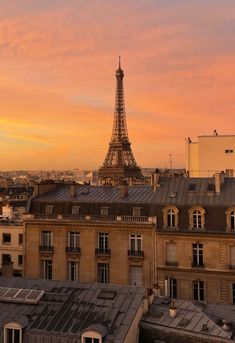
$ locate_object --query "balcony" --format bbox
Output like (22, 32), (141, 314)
(66, 247), (81, 254)
(39, 245), (54, 252)
(128, 250), (144, 257)
(229, 264), (235, 270)
(191, 262), (205, 268)
(23, 213), (156, 225)
(165, 261), (178, 267)
(95, 248), (111, 256)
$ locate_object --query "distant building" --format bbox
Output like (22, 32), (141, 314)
(186, 132), (235, 177)
(0, 276), (144, 343)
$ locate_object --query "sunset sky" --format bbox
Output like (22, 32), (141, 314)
(1, 0), (235, 170)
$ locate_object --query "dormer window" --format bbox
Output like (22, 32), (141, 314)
(132, 207), (141, 217)
(4, 322), (22, 343)
(163, 206), (179, 229)
(101, 207), (109, 216)
(81, 325), (107, 343)
(225, 208), (235, 232)
(45, 205), (53, 215)
(188, 206), (205, 230)
(72, 206), (80, 215)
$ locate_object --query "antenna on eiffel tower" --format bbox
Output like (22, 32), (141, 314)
(98, 59), (142, 185)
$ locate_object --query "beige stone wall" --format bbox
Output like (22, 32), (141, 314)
(0, 225), (23, 273)
(186, 135), (235, 177)
(156, 233), (235, 304)
(24, 220), (155, 287)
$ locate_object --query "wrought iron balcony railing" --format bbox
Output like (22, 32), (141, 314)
(128, 250), (144, 257)
(191, 262), (205, 268)
(39, 245), (54, 252)
(66, 247), (81, 254)
(95, 248), (111, 255)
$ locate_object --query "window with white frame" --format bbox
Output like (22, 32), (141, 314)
(41, 231), (52, 247)
(101, 207), (109, 216)
(41, 259), (52, 279)
(132, 207), (141, 217)
(98, 233), (109, 253)
(193, 280), (204, 301)
(165, 242), (177, 266)
(192, 243), (204, 267)
(225, 208), (235, 232)
(163, 206), (179, 229)
(68, 232), (80, 249)
(45, 205), (53, 214)
(97, 263), (109, 283)
(188, 207), (205, 230)
(2, 233), (11, 245)
(4, 323), (22, 343)
(68, 261), (79, 282)
(129, 234), (142, 252)
(72, 206), (80, 215)
(229, 246), (235, 268)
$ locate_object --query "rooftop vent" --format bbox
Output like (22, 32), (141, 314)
(169, 192), (177, 198)
(178, 318), (191, 327)
(97, 290), (117, 300)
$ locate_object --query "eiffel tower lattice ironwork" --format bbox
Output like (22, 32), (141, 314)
(98, 59), (142, 182)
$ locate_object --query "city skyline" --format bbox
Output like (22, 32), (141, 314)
(1, 0), (235, 170)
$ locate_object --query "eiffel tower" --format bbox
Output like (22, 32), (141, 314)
(98, 59), (142, 183)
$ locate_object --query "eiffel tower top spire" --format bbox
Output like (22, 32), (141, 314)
(98, 59), (142, 183)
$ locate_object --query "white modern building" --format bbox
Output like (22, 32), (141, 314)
(186, 132), (235, 177)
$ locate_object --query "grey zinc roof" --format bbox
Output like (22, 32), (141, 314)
(0, 277), (144, 343)
(35, 184), (155, 204)
(154, 177), (235, 206)
(141, 298), (234, 341)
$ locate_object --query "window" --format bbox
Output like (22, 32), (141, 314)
(41, 260), (52, 279)
(163, 206), (179, 229)
(170, 278), (177, 299)
(232, 284), (235, 304)
(193, 280), (204, 301)
(192, 243), (204, 267)
(129, 266), (143, 287)
(2, 254), (11, 263)
(18, 234), (23, 245)
(225, 208), (235, 232)
(225, 149), (234, 154)
(188, 206), (205, 230)
(68, 232), (80, 249)
(193, 211), (202, 228)
(68, 261), (79, 282)
(97, 263), (109, 283)
(4, 324), (22, 343)
(98, 233), (109, 253)
(229, 246), (235, 269)
(45, 205), (53, 214)
(84, 339), (100, 343)
(2, 233), (11, 245)
(72, 206), (80, 215)
(132, 207), (141, 217)
(41, 231), (52, 247)
(165, 242), (177, 266)
(129, 234), (142, 252)
(101, 207), (109, 216)
(18, 255), (23, 267)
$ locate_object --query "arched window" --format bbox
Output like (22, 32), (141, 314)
(188, 206), (205, 230)
(163, 206), (179, 229)
(225, 208), (235, 232)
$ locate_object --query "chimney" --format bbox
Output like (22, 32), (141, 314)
(214, 172), (225, 193)
(151, 169), (160, 188)
(34, 184), (39, 197)
(120, 181), (128, 197)
(169, 301), (177, 318)
(70, 183), (77, 197)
